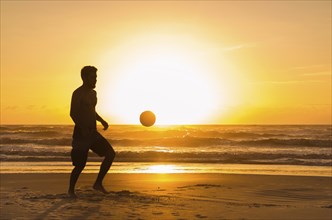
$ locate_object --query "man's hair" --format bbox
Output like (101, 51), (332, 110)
(81, 66), (97, 81)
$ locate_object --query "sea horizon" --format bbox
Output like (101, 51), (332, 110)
(1, 123), (331, 126)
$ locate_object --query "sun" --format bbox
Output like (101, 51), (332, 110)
(97, 33), (231, 124)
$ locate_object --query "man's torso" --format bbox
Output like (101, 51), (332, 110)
(71, 86), (97, 140)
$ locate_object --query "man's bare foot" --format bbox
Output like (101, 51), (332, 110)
(68, 191), (78, 199)
(93, 183), (109, 194)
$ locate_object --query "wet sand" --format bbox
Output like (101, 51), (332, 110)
(1, 173), (331, 219)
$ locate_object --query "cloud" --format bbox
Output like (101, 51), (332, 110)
(3, 105), (50, 111)
(26, 105), (36, 110)
(291, 64), (326, 70)
(288, 65), (331, 77)
(302, 71), (331, 76)
(4, 106), (19, 110)
(222, 43), (256, 52)
(250, 79), (325, 85)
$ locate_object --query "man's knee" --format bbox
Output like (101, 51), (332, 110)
(74, 164), (85, 172)
(71, 147), (88, 169)
(105, 148), (115, 160)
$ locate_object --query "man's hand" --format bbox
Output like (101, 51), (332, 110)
(101, 120), (109, 130)
(96, 113), (109, 131)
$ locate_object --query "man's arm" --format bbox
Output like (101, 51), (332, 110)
(70, 92), (81, 125)
(96, 113), (109, 130)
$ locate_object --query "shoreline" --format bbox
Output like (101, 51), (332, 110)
(1, 161), (331, 177)
(1, 173), (331, 219)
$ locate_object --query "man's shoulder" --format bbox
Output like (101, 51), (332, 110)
(72, 86), (96, 96)
(72, 86), (84, 97)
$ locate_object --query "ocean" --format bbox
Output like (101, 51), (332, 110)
(0, 125), (331, 176)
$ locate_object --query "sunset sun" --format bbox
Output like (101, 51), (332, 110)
(97, 33), (231, 125)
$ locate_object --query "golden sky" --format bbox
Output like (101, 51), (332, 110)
(1, 1), (331, 125)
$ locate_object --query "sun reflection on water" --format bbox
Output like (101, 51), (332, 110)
(146, 164), (181, 173)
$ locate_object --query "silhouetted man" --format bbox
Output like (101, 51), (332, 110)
(68, 66), (115, 198)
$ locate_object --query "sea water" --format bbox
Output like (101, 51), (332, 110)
(0, 125), (331, 176)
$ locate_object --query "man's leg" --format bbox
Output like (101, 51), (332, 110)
(68, 165), (84, 198)
(93, 148), (116, 193)
(68, 147), (88, 198)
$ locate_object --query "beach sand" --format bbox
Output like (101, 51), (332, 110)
(1, 173), (331, 220)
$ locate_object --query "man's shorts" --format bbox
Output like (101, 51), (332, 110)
(71, 132), (114, 167)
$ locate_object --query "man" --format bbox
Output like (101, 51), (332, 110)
(68, 66), (115, 198)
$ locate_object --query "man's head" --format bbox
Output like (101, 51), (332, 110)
(81, 66), (97, 89)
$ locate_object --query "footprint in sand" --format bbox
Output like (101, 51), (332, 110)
(115, 190), (132, 196)
(172, 212), (180, 216)
(126, 211), (139, 219)
(87, 197), (103, 202)
(195, 214), (207, 218)
(178, 184), (222, 190)
(152, 211), (163, 215)
(138, 204), (150, 209)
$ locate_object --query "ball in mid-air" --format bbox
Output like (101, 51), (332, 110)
(140, 111), (156, 127)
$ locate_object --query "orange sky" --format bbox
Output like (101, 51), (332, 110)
(1, 1), (331, 125)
